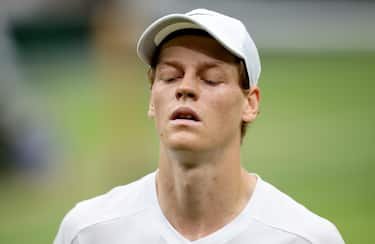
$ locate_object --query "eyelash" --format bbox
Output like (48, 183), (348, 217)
(204, 79), (216, 84)
(164, 77), (178, 83)
(160, 76), (221, 85)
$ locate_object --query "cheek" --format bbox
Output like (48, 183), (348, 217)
(209, 90), (244, 125)
(151, 86), (173, 124)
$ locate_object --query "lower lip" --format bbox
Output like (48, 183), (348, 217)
(170, 119), (201, 126)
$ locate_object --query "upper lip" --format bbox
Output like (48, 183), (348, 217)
(170, 107), (201, 121)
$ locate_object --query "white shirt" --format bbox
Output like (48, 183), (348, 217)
(54, 171), (345, 244)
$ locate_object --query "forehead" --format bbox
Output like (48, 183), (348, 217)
(156, 34), (238, 66)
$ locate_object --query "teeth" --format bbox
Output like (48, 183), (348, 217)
(178, 114), (194, 120)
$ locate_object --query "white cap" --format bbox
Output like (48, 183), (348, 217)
(137, 9), (261, 87)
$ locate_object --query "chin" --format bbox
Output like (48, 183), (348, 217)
(168, 139), (201, 151)
(165, 133), (205, 151)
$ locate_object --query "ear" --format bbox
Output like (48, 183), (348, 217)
(148, 97), (155, 118)
(242, 86), (260, 123)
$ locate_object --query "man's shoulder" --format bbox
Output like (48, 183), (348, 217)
(68, 172), (154, 221)
(54, 171), (156, 244)
(251, 177), (345, 244)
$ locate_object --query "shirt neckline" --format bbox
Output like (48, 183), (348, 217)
(149, 170), (261, 244)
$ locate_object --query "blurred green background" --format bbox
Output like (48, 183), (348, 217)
(0, 1), (374, 244)
(1, 51), (373, 244)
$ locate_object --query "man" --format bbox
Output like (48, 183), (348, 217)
(54, 9), (345, 244)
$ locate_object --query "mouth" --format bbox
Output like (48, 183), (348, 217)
(170, 107), (201, 122)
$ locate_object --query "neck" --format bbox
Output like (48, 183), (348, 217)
(156, 144), (256, 241)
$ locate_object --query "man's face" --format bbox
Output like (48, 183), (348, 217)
(148, 34), (258, 152)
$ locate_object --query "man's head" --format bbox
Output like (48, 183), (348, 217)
(137, 9), (261, 144)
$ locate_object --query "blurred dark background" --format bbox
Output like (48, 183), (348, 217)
(0, 0), (374, 243)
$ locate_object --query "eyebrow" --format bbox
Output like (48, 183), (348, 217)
(157, 59), (229, 72)
(156, 60), (184, 71)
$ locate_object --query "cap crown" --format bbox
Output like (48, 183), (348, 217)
(137, 9), (261, 87)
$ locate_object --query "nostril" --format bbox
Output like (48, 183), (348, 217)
(188, 93), (195, 98)
(176, 91), (196, 100)
(176, 86), (198, 100)
(176, 91), (183, 99)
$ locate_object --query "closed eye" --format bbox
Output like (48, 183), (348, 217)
(203, 79), (221, 86)
(163, 77), (180, 83)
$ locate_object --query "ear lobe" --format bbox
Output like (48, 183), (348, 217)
(148, 101), (155, 118)
(242, 86), (260, 123)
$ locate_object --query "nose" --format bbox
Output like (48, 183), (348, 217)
(175, 75), (199, 101)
